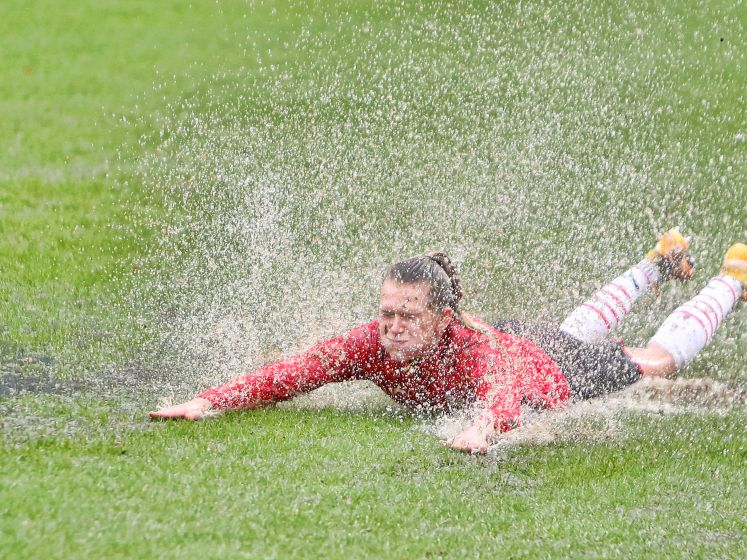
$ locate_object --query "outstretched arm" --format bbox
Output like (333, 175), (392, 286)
(148, 322), (379, 420)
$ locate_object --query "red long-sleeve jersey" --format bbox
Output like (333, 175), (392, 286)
(198, 319), (570, 432)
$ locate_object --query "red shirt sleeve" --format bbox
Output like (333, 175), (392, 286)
(469, 333), (571, 432)
(197, 322), (379, 410)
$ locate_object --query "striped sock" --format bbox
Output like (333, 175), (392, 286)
(650, 274), (742, 369)
(560, 259), (660, 343)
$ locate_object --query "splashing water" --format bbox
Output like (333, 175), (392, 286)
(115, 0), (745, 427)
(420, 376), (747, 457)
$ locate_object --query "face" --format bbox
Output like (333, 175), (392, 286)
(378, 280), (452, 363)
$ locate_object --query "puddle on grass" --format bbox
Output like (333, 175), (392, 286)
(0, 372), (80, 398)
(0, 354), (84, 397)
(0, 358), (171, 445)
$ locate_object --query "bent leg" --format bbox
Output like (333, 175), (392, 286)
(626, 274), (742, 377)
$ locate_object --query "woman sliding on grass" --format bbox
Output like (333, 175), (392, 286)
(151, 230), (747, 453)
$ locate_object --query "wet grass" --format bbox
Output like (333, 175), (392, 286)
(2, 0), (747, 557)
(0, 0), (306, 366)
(2, 407), (746, 558)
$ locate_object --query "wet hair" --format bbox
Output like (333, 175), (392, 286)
(385, 252), (461, 312)
(384, 252), (494, 340)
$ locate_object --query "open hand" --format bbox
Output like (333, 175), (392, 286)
(149, 397), (214, 421)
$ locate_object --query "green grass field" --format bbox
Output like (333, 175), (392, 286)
(2, 0), (746, 558)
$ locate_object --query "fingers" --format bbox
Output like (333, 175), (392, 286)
(149, 398), (213, 421)
(148, 407), (182, 420)
(148, 404), (196, 421)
